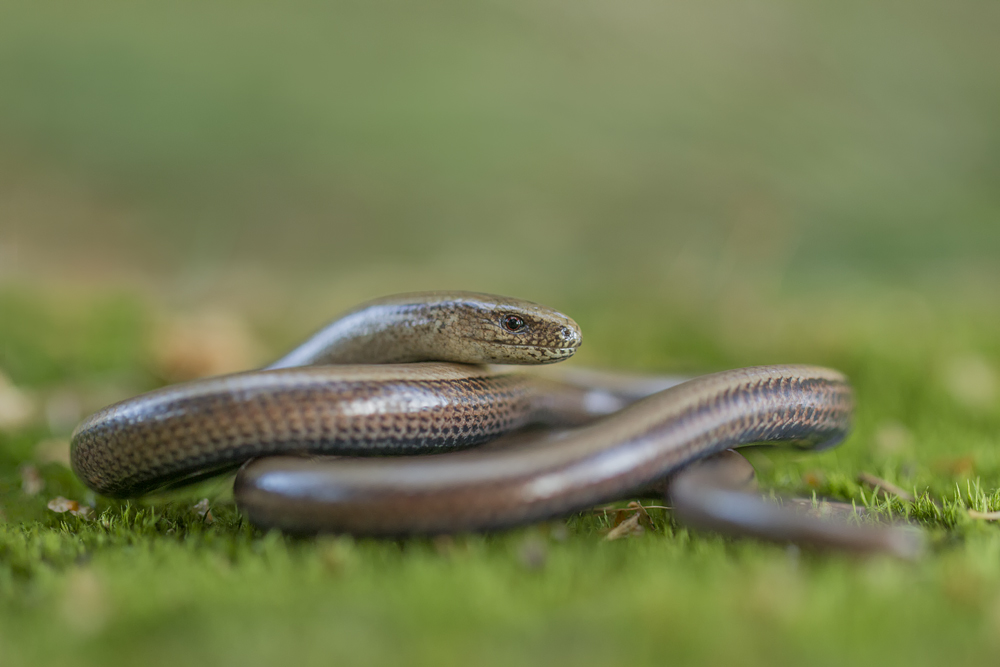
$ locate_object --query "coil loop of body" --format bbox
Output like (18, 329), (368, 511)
(70, 290), (918, 556)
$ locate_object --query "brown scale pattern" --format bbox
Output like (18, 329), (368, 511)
(69, 291), (867, 541)
(71, 292), (583, 500)
(234, 366), (856, 535)
(71, 371), (540, 497)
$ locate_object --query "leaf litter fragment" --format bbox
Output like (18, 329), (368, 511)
(47, 497), (92, 519)
(604, 501), (657, 540)
(192, 498), (215, 524)
(605, 513), (646, 540)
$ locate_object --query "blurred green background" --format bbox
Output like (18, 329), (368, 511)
(2, 2), (1000, 666)
(2, 0), (997, 298)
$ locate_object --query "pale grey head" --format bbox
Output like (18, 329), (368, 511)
(268, 291), (583, 368)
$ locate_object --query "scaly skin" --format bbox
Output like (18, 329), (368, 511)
(71, 290), (920, 556)
(71, 293), (583, 496)
(234, 365), (854, 535)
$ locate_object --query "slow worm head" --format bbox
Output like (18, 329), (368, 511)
(268, 291), (583, 368)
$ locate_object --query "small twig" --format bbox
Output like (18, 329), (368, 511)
(858, 472), (915, 502)
(591, 504), (671, 512)
(968, 510), (1000, 520)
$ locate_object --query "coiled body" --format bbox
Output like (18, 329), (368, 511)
(235, 365), (852, 535)
(71, 292), (584, 497)
(70, 290), (912, 554)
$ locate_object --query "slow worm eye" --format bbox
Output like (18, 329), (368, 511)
(501, 314), (526, 332)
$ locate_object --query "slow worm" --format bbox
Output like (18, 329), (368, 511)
(70, 291), (921, 556)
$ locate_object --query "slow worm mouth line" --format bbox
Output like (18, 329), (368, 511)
(492, 344), (579, 352)
(461, 328), (579, 352)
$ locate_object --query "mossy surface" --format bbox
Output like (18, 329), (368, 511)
(2, 286), (1000, 667)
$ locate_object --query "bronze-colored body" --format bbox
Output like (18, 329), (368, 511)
(235, 365), (852, 534)
(72, 365), (542, 497)
(71, 292), (583, 497)
(70, 291), (920, 555)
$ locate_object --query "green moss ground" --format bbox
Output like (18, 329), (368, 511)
(2, 285), (1000, 667)
(1, 1), (999, 663)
